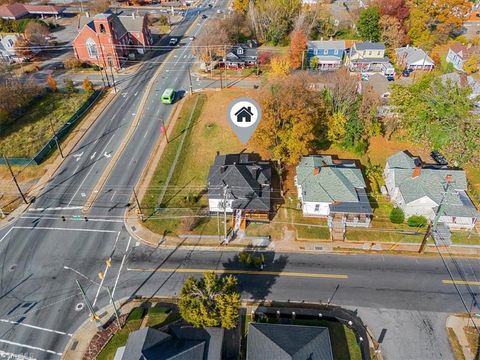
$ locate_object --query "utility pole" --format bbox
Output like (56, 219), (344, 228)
(106, 286), (121, 329)
(75, 280), (102, 329)
(3, 155), (27, 204)
(223, 45), (227, 89)
(188, 68), (193, 94)
(132, 186), (143, 220)
(223, 185), (228, 244)
(419, 175), (452, 253)
(96, 34), (111, 87)
(49, 120), (64, 159)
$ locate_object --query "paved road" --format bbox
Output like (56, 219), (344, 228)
(0, 0), (478, 359)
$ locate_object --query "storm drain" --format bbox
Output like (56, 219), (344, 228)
(75, 303), (84, 312)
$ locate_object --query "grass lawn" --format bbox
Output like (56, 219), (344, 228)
(142, 89), (266, 236)
(346, 228), (423, 243)
(451, 231), (480, 246)
(296, 224), (331, 241)
(447, 327), (466, 360)
(0, 91), (91, 158)
(97, 306), (180, 360)
(464, 326), (479, 360)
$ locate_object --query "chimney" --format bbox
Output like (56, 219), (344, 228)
(132, 12), (136, 19)
(85, 11), (90, 18)
(313, 167), (320, 176)
(412, 165), (422, 178)
(247, 106), (251, 113)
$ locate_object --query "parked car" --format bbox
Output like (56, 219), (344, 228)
(202, 14), (208, 19)
(402, 68), (413, 77)
(387, 75), (395, 81)
(431, 151), (448, 166)
(217, 9), (222, 13)
(169, 37), (178, 46)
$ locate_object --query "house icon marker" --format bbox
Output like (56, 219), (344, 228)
(234, 106), (254, 122)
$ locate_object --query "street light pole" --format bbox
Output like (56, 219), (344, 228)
(223, 185), (229, 244)
(188, 68), (193, 94)
(75, 280), (102, 329)
(49, 120), (64, 158)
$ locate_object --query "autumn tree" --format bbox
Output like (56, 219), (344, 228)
(270, 55), (290, 78)
(463, 55), (479, 74)
(178, 272), (240, 329)
(254, 73), (327, 165)
(14, 36), (32, 59)
(63, 77), (75, 93)
(322, 68), (359, 114)
(327, 112), (348, 142)
(82, 78), (94, 93)
(24, 21), (49, 46)
(47, 74), (57, 92)
(288, 30), (307, 70)
(193, 20), (231, 67)
(89, 0), (110, 14)
(390, 74), (480, 164)
(357, 6), (380, 42)
(380, 15), (403, 49)
(250, 0), (302, 45)
(374, 0), (409, 42)
(358, 85), (381, 137)
(232, 0), (249, 15)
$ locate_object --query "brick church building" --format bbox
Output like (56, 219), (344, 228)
(73, 12), (152, 70)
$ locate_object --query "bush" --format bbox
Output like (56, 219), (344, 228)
(407, 215), (428, 228)
(82, 78), (94, 93)
(63, 56), (83, 70)
(63, 77), (75, 93)
(390, 207), (405, 224)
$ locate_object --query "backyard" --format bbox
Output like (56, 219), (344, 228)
(0, 91), (92, 158)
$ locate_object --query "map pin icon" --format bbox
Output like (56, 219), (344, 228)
(227, 97), (262, 144)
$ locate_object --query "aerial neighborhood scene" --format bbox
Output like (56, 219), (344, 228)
(1, 0), (480, 359)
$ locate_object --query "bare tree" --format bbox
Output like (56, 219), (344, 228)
(24, 22), (50, 46)
(89, 0), (110, 14)
(322, 68), (359, 114)
(193, 19), (231, 67)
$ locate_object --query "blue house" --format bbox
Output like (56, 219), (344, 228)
(307, 39), (346, 70)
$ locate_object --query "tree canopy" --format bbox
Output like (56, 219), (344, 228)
(357, 6), (381, 42)
(178, 272), (240, 329)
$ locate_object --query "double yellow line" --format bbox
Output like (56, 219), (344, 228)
(442, 280), (480, 286)
(127, 267), (349, 279)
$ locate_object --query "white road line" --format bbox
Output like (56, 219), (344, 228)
(0, 227), (13, 244)
(13, 226), (118, 233)
(19, 216), (123, 223)
(0, 319), (72, 337)
(143, 129), (149, 138)
(110, 190), (117, 201)
(0, 350), (36, 360)
(90, 152), (96, 160)
(29, 206), (83, 212)
(112, 236), (131, 299)
(67, 133), (116, 207)
(0, 339), (61, 356)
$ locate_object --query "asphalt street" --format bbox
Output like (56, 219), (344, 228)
(0, 0), (478, 358)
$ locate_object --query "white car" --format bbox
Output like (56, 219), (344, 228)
(169, 38), (178, 46)
(216, 9), (222, 14)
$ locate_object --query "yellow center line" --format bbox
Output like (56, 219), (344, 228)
(127, 267), (348, 279)
(442, 280), (480, 286)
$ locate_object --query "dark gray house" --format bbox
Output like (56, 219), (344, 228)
(225, 42), (258, 68)
(114, 325), (224, 360)
(247, 323), (334, 360)
(207, 153), (271, 229)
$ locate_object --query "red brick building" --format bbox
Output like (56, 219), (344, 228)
(73, 13), (152, 70)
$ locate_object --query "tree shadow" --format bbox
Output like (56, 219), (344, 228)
(222, 251), (288, 300)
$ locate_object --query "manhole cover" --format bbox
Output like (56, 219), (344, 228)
(75, 303), (84, 312)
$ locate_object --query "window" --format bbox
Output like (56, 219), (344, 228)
(6, 39), (13, 47)
(314, 204), (320, 212)
(324, 49), (328, 55)
(100, 24), (106, 33)
(86, 38), (98, 59)
(334, 49), (338, 55)
(368, 51), (372, 56)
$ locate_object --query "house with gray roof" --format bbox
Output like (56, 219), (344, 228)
(224, 42), (258, 68)
(441, 72), (480, 108)
(307, 39), (346, 71)
(395, 46), (434, 71)
(0, 33), (20, 63)
(295, 155), (372, 238)
(207, 153), (271, 230)
(345, 41), (393, 74)
(247, 322), (333, 360)
(384, 151), (478, 230)
(114, 325), (224, 360)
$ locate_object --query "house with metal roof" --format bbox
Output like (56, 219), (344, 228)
(395, 46), (435, 71)
(114, 325), (224, 360)
(307, 39), (346, 71)
(247, 322), (334, 360)
(295, 155), (372, 239)
(0, 3), (65, 20)
(207, 153), (271, 231)
(345, 41), (393, 74)
(384, 151), (478, 230)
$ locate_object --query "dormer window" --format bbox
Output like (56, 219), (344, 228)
(237, 47), (243, 55)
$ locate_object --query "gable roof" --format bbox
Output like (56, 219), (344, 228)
(77, 13), (145, 40)
(247, 323), (333, 360)
(395, 46), (434, 65)
(308, 40), (346, 51)
(207, 154), (271, 212)
(355, 41), (385, 50)
(0, 3), (28, 19)
(386, 151), (478, 218)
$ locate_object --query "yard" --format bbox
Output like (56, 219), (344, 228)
(0, 91), (92, 158)
(97, 305), (179, 360)
(141, 89), (267, 236)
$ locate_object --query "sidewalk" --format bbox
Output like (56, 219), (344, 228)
(446, 314), (480, 360)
